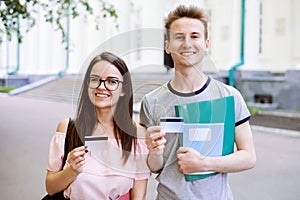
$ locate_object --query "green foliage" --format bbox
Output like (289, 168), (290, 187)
(0, 0), (38, 43)
(246, 102), (261, 116)
(0, 86), (17, 93)
(0, 0), (118, 49)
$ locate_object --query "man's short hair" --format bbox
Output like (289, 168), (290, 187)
(164, 5), (209, 40)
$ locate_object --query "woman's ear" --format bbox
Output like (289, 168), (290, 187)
(120, 90), (125, 97)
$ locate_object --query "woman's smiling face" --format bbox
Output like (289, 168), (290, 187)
(88, 60), (124, 110)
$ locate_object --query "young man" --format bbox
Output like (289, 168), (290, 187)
(139, 5), (256, 200)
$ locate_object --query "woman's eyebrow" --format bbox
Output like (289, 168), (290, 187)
(89, 74), (100, 77)
(89, 75), (120, 79)
(106, 76), (120, 79)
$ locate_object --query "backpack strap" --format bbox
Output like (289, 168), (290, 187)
(61, 117), (73, 170)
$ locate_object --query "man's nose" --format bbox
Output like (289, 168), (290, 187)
(183, 36), (192, 47)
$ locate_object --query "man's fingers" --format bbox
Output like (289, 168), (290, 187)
(177, 147), (189, 154)
(147, 126), (161, 133)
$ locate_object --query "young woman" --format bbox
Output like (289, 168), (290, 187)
(45, 52), (150, 200)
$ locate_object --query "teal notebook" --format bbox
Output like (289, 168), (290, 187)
(174, 96), (235, 181)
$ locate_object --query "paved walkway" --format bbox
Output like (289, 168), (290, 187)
(1, 94), (300, 200)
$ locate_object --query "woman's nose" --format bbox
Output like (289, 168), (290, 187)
(97, 80), (106, 89)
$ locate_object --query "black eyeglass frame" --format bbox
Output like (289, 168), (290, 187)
(87, 76), (123, 91)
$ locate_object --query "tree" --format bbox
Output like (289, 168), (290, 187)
(0, 0), (118, 49)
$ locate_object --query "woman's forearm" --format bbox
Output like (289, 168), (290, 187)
(45, 167), (78, 195)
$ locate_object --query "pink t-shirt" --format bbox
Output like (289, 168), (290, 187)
(47, 132), (150, 200)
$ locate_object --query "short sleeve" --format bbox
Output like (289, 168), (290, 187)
(47, 132), (66, 171)
(139, 96), (155, 128)
(231, 87), (251, 125)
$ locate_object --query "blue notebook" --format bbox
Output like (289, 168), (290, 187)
(174, 96), (235, 181)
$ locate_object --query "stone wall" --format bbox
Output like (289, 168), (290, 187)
(235, 70), (300, 111)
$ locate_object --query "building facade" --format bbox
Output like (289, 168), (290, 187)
(1, 0), (299, 110)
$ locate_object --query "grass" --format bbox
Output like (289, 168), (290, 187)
(0, 86), (17, 93)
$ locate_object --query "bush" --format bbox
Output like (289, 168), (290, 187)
(246, 103), (261, 116)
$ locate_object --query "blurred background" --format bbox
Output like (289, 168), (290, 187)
(1, 0), (300, 110)
(1, 0), (300, 199)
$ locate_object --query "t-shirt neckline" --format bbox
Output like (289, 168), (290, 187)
(167, 76), (211, 97)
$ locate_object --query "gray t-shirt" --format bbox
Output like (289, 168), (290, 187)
(140, 77), (250, 200)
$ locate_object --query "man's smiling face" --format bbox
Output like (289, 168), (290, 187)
(165, 17), (209, 69)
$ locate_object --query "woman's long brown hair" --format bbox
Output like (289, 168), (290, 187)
(68, 52), (137, 163)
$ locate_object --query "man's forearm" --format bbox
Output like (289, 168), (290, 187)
(147, 153), (164, 172)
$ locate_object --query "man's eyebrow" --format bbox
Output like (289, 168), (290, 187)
(172, 32), (184, 36)
(172, 32), (201, 36)
(173, 32), (184, 37)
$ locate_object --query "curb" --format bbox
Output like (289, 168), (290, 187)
(8, 75), (60, 95)
(0, 92), (9, 97)
(251, 125), (300, 138)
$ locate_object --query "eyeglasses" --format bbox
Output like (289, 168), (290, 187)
(88, 76), (123, 91)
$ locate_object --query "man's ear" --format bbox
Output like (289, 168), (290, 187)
(205, 39), (210, 51)
(165, 40), (171, 54)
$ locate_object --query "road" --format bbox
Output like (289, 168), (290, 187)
(0, 94), (299, 200)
